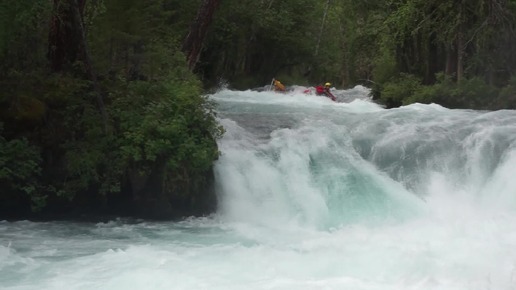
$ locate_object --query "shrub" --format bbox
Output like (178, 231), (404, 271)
(494, 75), (516, 109)
(0, 124), (45, 211)
(380, 73), (421, 108)
(407, 74), (499, 109)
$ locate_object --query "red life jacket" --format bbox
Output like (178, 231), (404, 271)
(315, 86), (325, 95)
(315, 86), (336, 101)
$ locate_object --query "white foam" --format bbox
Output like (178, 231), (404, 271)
(3, 91), (516, 290)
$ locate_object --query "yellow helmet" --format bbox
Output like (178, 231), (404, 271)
(325, 82), (331, 87)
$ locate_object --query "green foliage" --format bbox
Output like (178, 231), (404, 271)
(380, 73), (422, 108)
(0, 0), (224, 216)
(88, 0), (175, 80)
(495, 76), (516, 109)
(499, 76), (516, 99)
(115, 77), (223, 173)
(0, 0), (50, 71)
(202, 0), (323, 87)
(407, 74), (499, 108)
(454, 78), (499, 108)
(187, 0), (516, 96)
(2, 0), (516, 217)
(405, 73), (454, 105)
(372, 49), (398, 84)
(0, 124), (45, 211)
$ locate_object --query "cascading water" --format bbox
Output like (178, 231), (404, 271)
(2, 86), (516, 290)
(213, 87), (424, 229)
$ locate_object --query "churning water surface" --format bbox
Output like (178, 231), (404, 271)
(2, 86), (516, 290)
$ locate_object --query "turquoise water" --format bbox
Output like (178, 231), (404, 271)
(2, 86), (516, 289)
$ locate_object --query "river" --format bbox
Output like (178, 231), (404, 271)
(2, 86), (516, 289)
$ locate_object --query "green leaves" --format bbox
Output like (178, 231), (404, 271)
(0, 123), (44, 210)
(380, 73), (422, 108)
(0, 0), (50, 70)
(0, 133), (41, 181)
(116, 80), (221, 173)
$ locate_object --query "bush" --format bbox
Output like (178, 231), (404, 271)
(116, 79), (223, 176)
(455, 78), (499, 108)
(494, 75), (516, 109)
(406, 73), (455, 105)
(407, 74), (499, 109)
(379, 73), (421, 108)
(0, 124), (45, 211)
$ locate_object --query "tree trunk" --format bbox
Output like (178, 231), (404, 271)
(445, 45), (456, 77)
(182, 0), (221, 71)
(314, 0), (331, 57)
(457, 31), (465, 82)
(48, 0), (108, 133)
(48, 0), (85, 71)
(70, 0), (108, 132)
(339, 23), (350, 87)
(456, 0), (465, 82)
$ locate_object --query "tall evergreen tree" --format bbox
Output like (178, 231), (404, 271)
(182, 0), (221, 71)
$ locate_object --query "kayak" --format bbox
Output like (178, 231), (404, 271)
(303, 87), (336, 102)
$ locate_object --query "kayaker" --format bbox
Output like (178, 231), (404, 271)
(272, 78), (286, 92)
(315, 82), (336, 101)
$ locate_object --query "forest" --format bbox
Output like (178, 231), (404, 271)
(1, 0), (515, 219)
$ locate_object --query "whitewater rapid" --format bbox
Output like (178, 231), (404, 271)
(2, 86), (516, 290)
